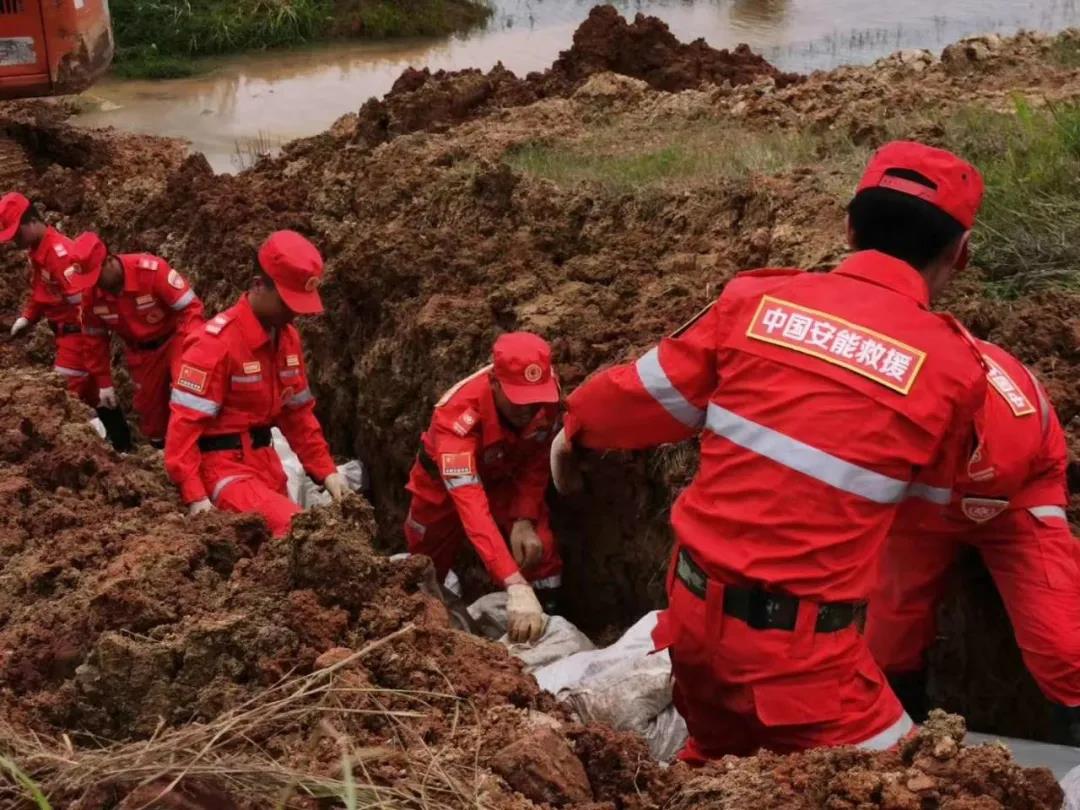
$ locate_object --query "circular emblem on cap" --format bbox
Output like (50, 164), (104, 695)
(304, 276), (321, 292)
(524, 363), (543, 383)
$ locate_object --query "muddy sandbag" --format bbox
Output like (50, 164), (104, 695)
(468, 592), (596, 669)
(273, 428), (367, 506)
(533, 611), (686, 761)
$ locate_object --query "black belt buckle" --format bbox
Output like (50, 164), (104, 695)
(198, 434), (242, 453)
(675, 548), (707, 599)
(747, 587), (798, 632)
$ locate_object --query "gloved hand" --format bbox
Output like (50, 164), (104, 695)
(506, 582), (547, 644)
(550, 427), (583, 495)
(324, 471), (346, 500)
(10, 316), (29, 337)
(98, 387), (118, 409)
(188, 498), (214, 516)
(510, 519), (543, 570)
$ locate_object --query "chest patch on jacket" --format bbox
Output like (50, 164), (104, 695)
(961, 497), (1009, 523)
(746, 296), (927, 395)
(441, 452), (475, 477)
(984, 355), (1035, 417)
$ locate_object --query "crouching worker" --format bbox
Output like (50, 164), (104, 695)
(405, 332), (563, 644)
(164, 231), (345, 535)
(66, 232), (204, 448)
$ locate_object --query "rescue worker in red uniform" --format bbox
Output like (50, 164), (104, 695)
(867, 339), (1080, 745)
(0, 192), (131, 450)
(164, 230), (345, 535)
(405, 332), (563, 643)
(550, 141), (989, 758)
(65, 232), (205, 448)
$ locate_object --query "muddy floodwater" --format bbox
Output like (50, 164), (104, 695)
(74, 0), (1080, 172)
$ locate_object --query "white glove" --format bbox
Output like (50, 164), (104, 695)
(10, 317), (29, 337)
(188, 498), (214, 516)
(323, 471), (346, 500)
(506, 583), (547, 644)
(550, 427), (584, 495)
(510, 520), (543, 571)
(97, 387), (118, 409)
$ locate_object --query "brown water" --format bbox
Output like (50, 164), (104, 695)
(73, 0), (1080, 173)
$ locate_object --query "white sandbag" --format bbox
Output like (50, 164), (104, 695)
(649, 705), (689, 764)
(468, 591), (596, 667)
(272, 428), (367, 506)
(1062, 763), (1080, 810)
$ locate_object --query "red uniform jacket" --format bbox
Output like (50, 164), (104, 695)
(406, 368), (558, 582)
(164, 294), (336, 504)
(81, 253), (205, 388)
(896, 340), (1068, 529)
(22, 227), (81, 326)
(565, 251), (987, 602)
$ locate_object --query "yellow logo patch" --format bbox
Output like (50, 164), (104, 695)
(746, 296), (927, 395)
(243, 361), (261, 375)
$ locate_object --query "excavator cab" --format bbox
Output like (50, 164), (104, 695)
(0, 0), (113, 99)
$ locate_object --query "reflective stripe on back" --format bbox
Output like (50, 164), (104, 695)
(635, 348), (706, 429)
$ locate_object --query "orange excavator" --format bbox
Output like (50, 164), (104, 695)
(0, 0), (113, 99)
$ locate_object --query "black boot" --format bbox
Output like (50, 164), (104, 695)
(1051, 704), (1080, 747)
(888, 669), (929, 724)
(95, 406), (133, 453)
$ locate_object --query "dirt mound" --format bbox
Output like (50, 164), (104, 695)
(352, 4), (799, 147)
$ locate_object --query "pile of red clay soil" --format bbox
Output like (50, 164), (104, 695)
(0, 10), (1078, 752)
(0, 349), (1063, 808)
(350, 4), (800, 147)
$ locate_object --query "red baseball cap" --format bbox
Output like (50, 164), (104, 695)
(257, 230), (324, 315)
(64, 232), (108, 291)
(0, 192), (30, 242)
(856, 141), (984, 230)
(493, 332), (560, 405)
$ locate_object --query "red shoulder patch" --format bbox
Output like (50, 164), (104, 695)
(451, 407), (480, 437)
(177, 364), (209, 395)
(440, 452), (476, 478)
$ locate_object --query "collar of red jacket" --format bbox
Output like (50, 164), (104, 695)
(235, 293), (273, 349)
(29, 227), (60, 270)
(831, 250), (930, 306)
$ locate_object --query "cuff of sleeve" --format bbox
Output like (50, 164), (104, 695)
(562, 412), (582, 444)
(305, 458), (338, 485)
(179, 479), (208, 504)
(490, 555), (521, 585)
(96, 375), (114, 388)
(509, 501), (541, 522)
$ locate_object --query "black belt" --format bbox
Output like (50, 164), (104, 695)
(130, 333), (172, 352)
(198, 426), (273, 453)
(675, 548), (865, 634)
(417, 447), (440, 479)
(48, 322), (81, 335)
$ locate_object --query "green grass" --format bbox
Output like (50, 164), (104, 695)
(109, 0), (493, 77)
(0, 754), (51, 809)
(1049, 36), (1080, 68)
(506, 123), (832, 192)
(941, 98), (1080, 294)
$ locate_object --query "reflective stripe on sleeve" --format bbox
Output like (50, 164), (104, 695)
(170, 388), (221, 416)
(284, 388), (314, 408)
(171, 289), (196, 311)
(855, 712), (913, 751)
(635, 348), (706, 430)
(211, 474), (249, 503)
(705, 403), (922, 505)
(444, 475), (480, 490)
(54, 365), (89, 378)
(1029, 505), (1068, 521)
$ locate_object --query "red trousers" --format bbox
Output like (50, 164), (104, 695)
(654, 550), (911, 759)
(126, 336), (182, 442)
(53, 332), (98, 406)
(867, 509), (1080, 707)
(203, 440), (300, 538)
(404, 488), (563, 587)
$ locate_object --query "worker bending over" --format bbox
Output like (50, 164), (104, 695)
(67, 232), (204, 448)
(405, 332), (563, 644)
(1, 193), (130, 450)
(552, 142), (989, 758)
(869, 338), (1080, 745)
(165, 230), (344, 535)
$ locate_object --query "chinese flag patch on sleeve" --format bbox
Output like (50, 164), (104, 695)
(440, 452), (476, 478)
(177, 364), (209, 395)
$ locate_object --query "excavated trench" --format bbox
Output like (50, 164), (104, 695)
(0, 10), (1078, 803)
